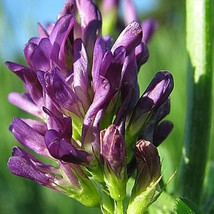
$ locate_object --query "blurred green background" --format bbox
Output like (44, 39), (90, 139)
(0, 0), (213, 213)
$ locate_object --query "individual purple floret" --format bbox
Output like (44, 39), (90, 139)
(8, 147), (57, 187)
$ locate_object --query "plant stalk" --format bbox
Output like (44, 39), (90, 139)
(180, 0), (213, 204)
(114, 200), (124, 214)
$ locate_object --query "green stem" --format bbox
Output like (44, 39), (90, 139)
(114, 200), (124, 214)
(180, 0), (213, 204)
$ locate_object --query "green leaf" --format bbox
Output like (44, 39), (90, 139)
(174, 197), (203, 214)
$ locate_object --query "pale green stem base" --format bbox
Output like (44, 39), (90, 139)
(114, 200), (124, 214)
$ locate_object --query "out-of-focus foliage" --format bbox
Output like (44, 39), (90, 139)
(174, 197), (203, 214)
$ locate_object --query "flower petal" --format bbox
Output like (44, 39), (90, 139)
(8, 147), (55, 187)
(82, 77), (110, 144)
(37, 23), (49, 38)
(142, 19), (158, 43)
(43, 107), (72, 141)
(37, 69), (84, 118)
(111, 21), (142, 54)
(123, 0), (138, 25)
(135, 42), (149, 68)
(76, 0), (102, 53)
(153, 120), (174, 147)
(91, 36), (113, 92)
(23, 42), (37, 67)
(20, 118), (47, 136)
(45, 130), (90, 164)
(8, 92), (43, 118)
(5, 61), (43, 105)
(30, 38), (52, 71)
(92, 37), (109, 92)
(73, 38), (90, 110)
(9, 118), (49, 157)
(49, 14), (75, 69)
(142, 71), (174, 110)
(114, 51), (139, 124)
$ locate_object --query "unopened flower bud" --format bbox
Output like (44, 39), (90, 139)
(140, 99), (173, 146)
(135, 140), (161, 191)
(153, 120), (174, 147)
(111, 21), (142, 54)
(100, 124), (126, 201)
(127, 140), (161, 214)
(126, 71), (174, 146)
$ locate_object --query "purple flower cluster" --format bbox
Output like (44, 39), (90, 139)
(6, 0), (174, 211)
